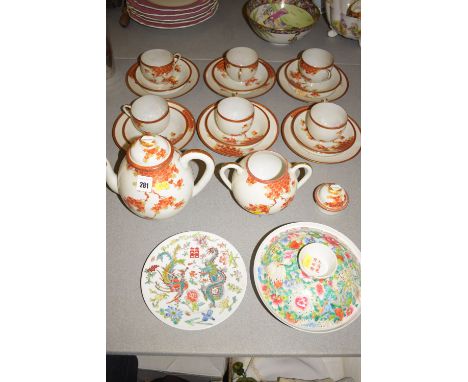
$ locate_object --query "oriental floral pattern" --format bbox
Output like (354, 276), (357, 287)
(255, 226), (360, 332)
(141, 232), (247, 330)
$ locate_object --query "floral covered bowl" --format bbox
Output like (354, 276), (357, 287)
(253, 222), (361, 332)
(244, 0), (320, 45)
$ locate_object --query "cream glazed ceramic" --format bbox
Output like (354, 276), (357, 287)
(314, 183), (349, 214)
(106, 135), (215, 219)
(219, 150), (312, 215)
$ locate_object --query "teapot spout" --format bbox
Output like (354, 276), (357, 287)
(106, 159), (119, 194)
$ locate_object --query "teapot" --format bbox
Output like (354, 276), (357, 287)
(325, 0), (361, 40)
(219, 150), (312, 215)
(106, 135), (214, 219)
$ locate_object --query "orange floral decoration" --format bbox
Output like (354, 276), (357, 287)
(265, 174), (291, 202)
(214, 144), (244, 157)
(143, 147), (167, 163)
(246, 203), (270, 215)
(246, 174), (256, 185)
(125, 196), (146, 213)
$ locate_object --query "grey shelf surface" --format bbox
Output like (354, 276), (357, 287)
(107, 0), (360, 356)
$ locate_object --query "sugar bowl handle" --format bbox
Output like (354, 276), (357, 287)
(290, 163), (312, 189)
(219, 163), (244, 190)
(173, 53), (182, 65)
(122, 104), (132, 118)
(180, 150), (215, 197)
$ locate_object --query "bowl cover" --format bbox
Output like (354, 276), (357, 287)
(254, 222), (360, 332)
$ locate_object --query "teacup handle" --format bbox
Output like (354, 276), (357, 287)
(122, 104), (132, 118)
(180, 149), (215, 197)
(219, 163), (244, 190)
(173, 53), (182, 65)
(290, 163), (313, 189)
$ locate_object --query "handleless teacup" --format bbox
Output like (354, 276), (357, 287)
(215, 97), (255, 136)
(225, 47), (259, 83)
(299, 48), (334, 83)
(139, 49), (181, 84)
(122, 95), (170, 135)
(306, 102), (348, 142)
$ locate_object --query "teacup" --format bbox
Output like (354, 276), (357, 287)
(305, 102), (348, 142)
(215, 97), (255, 136)
(298, 243), (338, 279)
(139, 49), (181, 84)
(225, 47), (259, 83)
(299, 48), (334, 83)
(122, 95), (170, 135)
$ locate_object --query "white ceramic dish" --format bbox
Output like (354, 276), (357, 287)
(135, 58), (191, 92)
(278, 60), (348, 102)
(112, 101), (195, 151)
(285, 60), (341, 93)
(141, 231), (247, 330)
(291, 107), (356, 154)
(197, 102), (279, 157)
(282, 106), (360, 164)
(206, 103), (269, 146)
(204, 57), (276, 98)
(127, 58), (199, 98)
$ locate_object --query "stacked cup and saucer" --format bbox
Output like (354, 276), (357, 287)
(113, 94), (195, 151)
(204, 47), (276, 98)
(126, 48), (199, 98)
(282, 102), (361, 164)
(197, 96), (278, 157)
(278, 48), (349, 103)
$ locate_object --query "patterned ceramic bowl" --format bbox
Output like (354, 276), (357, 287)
(244, 0), (320, 45)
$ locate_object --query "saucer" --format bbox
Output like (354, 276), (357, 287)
(291, 107), (356, 154)
(204, 57), (276, 98)
(253, 222), (360, 333)
(112, 101), (195, 151)
(206, 104), (269, 146)
(212, 58), (270, 91)
(197, 102), (278, 157)
(285, 60), (342, 94)
(141, 231), (247, 330)
(135, 59), (191, 92)
(126, 58), (199, 98)
(278, 60), (349, 102)
(282, 106), (360, 164)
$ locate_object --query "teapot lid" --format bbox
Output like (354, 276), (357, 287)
(127, 135), (173, 169)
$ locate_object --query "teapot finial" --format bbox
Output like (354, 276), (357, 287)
(128, 135), (173, 169)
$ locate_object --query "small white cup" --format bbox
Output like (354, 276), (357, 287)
(298, 243), (338, 279)
(306, 102), (348, 142)
(139, 49), (181, 84)
(299, 48), (334, 83)
(122, 95), (170, 135)
(225, 47), (259, 83)
(215, 97), (255, 136)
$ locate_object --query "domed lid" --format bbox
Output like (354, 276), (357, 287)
(127, 135), (172, 168)
(253, 222), (360, 333)
(314, 183), (349, 212)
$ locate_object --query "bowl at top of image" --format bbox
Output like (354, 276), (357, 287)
(244, 0), (320, 45)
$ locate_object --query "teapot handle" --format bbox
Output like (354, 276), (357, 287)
(290, 163), (312, 189)
(219, 163), (244, 190)
(180, 150), (215, 197)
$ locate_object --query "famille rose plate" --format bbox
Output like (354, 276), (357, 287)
(126, 58), (199, 98)
(197, 101), (279, 157)
(291, 106), (356, 155)
(282, 107), (361, 164)
(253, 222), (361, 333)
(112, 101), (195, 151)
(205, 103), (270, 146)
(278, 60), (349, 103)
(141, 231), (247, 330)
(204, 57), (276, 99)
